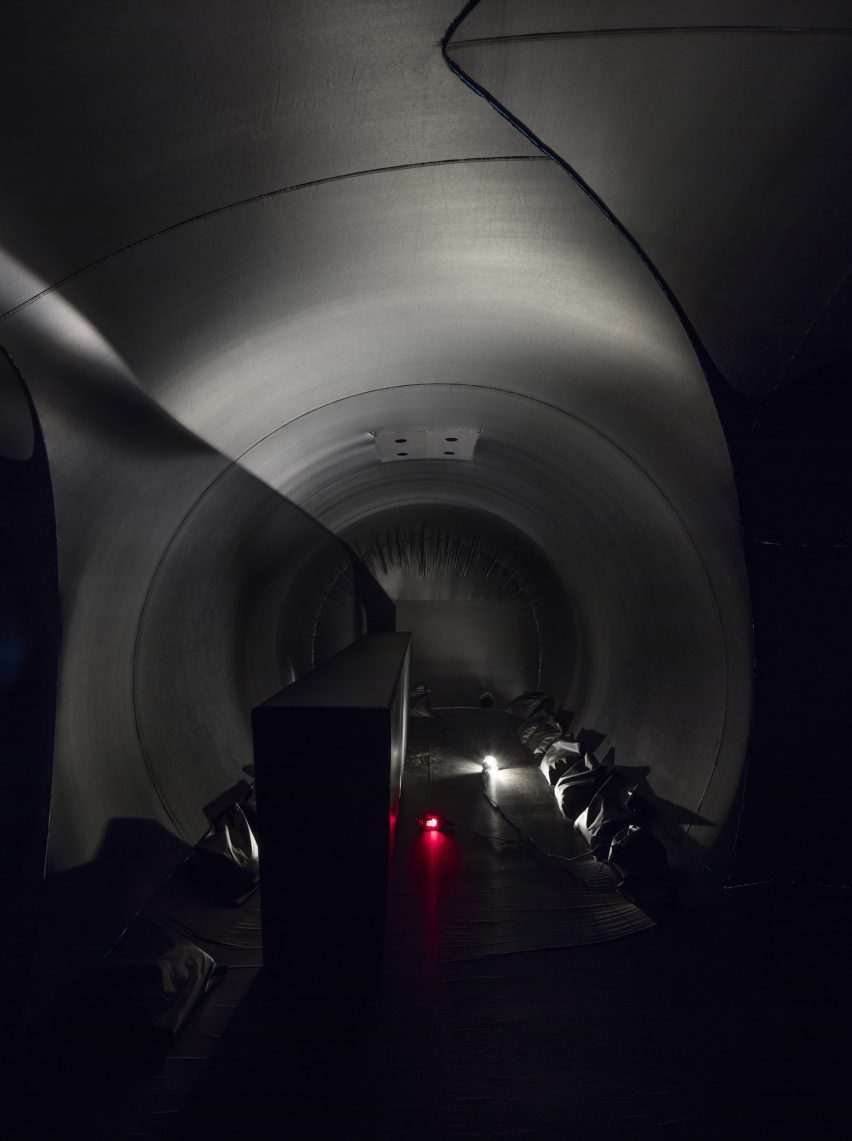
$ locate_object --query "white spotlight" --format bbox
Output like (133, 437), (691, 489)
(482, 755), (498, 772)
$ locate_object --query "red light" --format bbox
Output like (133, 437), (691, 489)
(419, 813), (441, 830)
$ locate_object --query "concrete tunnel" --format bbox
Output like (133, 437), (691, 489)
(1, 2), (851, 1138)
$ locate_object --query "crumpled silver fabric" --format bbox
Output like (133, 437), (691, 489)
(195, 803), (259, 902)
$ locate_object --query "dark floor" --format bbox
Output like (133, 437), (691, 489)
(19, 710), (852, 1139)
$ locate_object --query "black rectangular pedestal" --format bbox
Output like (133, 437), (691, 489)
(251, 633), (410, 988)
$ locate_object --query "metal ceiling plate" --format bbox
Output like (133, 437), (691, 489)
(374, 427), (480, 462)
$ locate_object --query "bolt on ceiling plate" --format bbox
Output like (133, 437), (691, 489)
(373, 427), (481, 462)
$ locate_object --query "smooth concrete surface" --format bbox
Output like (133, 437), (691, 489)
(452, 2), (852, 395)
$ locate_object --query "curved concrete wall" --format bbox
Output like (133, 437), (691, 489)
(3, 308), (380, 883)
(7, 1), (849, 928)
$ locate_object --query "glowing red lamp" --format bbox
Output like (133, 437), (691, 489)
(418, 813), (441, 831)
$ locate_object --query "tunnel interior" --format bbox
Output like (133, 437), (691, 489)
(344, 504), (578, 708)
(2, 2), (852, 1138)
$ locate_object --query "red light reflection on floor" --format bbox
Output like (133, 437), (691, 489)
(411, 825), (458, 963)
(388, 805), (399, 860)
